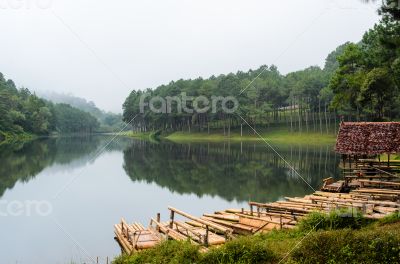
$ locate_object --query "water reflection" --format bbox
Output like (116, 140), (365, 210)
(0, 136), (341, 263)
(0, 137), (340, 202)
(0, 136), (129, 198)
(123, 140), (340, 202)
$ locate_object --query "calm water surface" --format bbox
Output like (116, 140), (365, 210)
(0, 136), (340, 263)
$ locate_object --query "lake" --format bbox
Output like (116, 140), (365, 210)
(0, 136), (340, 263)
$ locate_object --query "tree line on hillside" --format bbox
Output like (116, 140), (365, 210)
(122, 44), (347, 134)
(0, 74), (99, 139)
(122, 50), (341, 134)
(37, 91), (126, 132)
(122, 3), (400, 134)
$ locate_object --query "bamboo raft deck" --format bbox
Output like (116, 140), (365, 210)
(115, 186), (400, 254)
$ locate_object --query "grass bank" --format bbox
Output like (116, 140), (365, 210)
(119, 131), (162, 143)
(166, 130), (335, 145)
(113, 212), (400, 264)
(119, 131), (154, 139)
(123, 128), (336, 145)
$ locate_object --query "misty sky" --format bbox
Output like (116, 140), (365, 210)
(0, 0), (381, 112)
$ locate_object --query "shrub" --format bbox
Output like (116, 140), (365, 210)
(114, 235), (276, 264)
(202, 235), (276, 264)
(298, 210), (371, 232)
(378, 212), (400, 225)
(113, 240), (200, 264)
(291, 224), (400, 264)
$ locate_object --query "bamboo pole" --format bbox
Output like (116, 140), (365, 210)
(168, 207), (233, 235)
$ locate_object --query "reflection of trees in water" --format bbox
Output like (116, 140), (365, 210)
(0, 140), (54, 197)
(0, 136), (129, 197)
(123, 141), (340, 202)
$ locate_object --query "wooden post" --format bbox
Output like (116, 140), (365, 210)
(349, 156), (352, 173)
(342, 154), (346, 178)
(169, 210), (175, 229)
(204, 225), (209, 247)
(355, 155), (358, 170)
(157, 213), (161, 232)
(250, 204), (254, 216)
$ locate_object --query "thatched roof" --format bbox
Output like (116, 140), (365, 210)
(335, 122), (400, 155)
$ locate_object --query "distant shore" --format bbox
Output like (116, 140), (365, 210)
(121, 128), (337, 145)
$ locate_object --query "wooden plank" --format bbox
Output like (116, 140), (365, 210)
(353, 188), (400, 195)
(150, 218), (197, 243)
(203, 213), (239, 222)
(173, 221), (203, 243)
(239, 217), (279, 231)
(249, 201), (310, 214)
(181, 224), (226, 245)
(228, 209), (302, 220)
(309, 195), (400, 207)
(168, 207), (233, 235)
(358, 180), (400, 187)
(201, 216), (254, 235)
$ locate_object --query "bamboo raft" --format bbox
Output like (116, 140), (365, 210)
(114, 185), (400, 254)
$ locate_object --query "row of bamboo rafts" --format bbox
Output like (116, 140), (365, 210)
(114, 205), (301, 254)
(114, 188), (400, 254)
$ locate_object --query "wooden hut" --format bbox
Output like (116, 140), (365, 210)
(324, 122), (400, 192)
(335, 122), (400, 156)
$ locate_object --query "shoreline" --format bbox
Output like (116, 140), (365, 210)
(0, 131), (37, 146)
(121, 129), (337, 145)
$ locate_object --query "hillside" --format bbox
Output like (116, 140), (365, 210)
(0, 73), (99, 142)
(37, 91), (126, 132)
